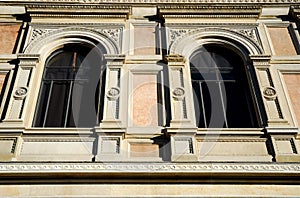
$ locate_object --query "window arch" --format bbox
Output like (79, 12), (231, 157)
(190, 44), (259, 128)
(33, 44), (106, 127)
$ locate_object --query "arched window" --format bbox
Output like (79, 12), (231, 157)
(190, 44), (258, 128)
(33, 44), (105, 127)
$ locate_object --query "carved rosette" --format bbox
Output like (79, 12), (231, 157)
(172, 87), (185, 101)
(107, 87), (120, 101)
(263, 86), (277, 100)
(13, 87), (28, 100)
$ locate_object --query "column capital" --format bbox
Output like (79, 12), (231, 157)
(164, 54), (186, 65)
(17, 54), (40, 67)
(249, 54), (271, 69)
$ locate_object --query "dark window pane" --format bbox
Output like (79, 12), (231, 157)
(190, 45), (258, 128)
(33, 44), (105, 128)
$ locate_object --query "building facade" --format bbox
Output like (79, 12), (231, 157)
(0, 0), (300, 196)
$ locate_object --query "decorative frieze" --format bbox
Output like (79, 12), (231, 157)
(0, 162), (299, 173)
(10, 0), (299, 3)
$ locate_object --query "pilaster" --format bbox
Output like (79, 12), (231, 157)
(2, 54), (39, 127)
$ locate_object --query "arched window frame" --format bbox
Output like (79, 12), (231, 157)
(167, 28), (267, 130)
(33, 43), (106, 128)
(14, 28), (120, 129)
(188, 43), (261, 128)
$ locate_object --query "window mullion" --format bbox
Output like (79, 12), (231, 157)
(198, 81), (207, 128)
(42, 80), (54, 127)
(218, 81), (228, 128)
(64, 80), (74, 127)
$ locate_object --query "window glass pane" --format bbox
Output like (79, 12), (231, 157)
(33, 44), (104, 128)
(190, 45), (258, 128)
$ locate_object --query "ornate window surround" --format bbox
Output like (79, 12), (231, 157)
(3, 27), (120, 131)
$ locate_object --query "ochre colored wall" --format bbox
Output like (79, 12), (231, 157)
(268, 27), (297, 55)
(130, 143), (159, 157)
(0, 25), (20, 54)
(134, 27), (156, 55)
(0, 73), (7, 95)
(283, 73), (300, 125)
(132, 75), (158, 126)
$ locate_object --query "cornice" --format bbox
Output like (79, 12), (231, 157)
(159, 5), (261, 13)
(26, 4), (131, 13)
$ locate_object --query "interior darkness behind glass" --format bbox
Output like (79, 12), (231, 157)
(190, 45), (258, 128)
(33, 45), (104, 127)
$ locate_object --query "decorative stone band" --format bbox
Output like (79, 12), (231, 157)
(8, 0), (300, 3)
(0, 163), (299, 174)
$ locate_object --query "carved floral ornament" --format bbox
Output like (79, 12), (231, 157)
(30, 27), (122, 43)
(172, 87), (185, 100)
(0, 163), (299, 173)
(263, 86), (277, 100)
(107, 87), (120, 100)
(13, 87), (28, 100)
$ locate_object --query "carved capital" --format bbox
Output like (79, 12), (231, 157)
(164, 54), (186, 64)
(17, 54), (40, 67)
(249, 55), (271, 68)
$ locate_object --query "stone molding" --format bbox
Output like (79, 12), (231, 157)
(24, 27), (120, 55)
(169, 27), (263, 56)
(0, 162), (299, 173)
(5, 0), (300, 4)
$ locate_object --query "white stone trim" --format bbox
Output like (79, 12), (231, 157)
(0, 162), (299, 174)
(169, 27), (263, 57)
(5, 0), (300, 3)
